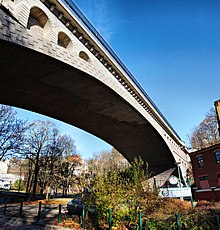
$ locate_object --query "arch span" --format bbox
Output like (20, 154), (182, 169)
(0, 0), (189, 180)
(0, 39), (175, 175)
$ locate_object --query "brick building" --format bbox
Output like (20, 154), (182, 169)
(190, 143), (220, 201)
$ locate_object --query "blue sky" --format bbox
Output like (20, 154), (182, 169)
(15, 0), (220, 158)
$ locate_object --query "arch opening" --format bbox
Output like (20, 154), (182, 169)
(27, 7), (48, 29)
(58, 32), (71, 48)
(79, 51), (90, 62)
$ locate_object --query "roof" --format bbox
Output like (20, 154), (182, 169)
(189, 142), (220, 156)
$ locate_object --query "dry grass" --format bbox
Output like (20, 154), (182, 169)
(195, 200), (220, 212)
(23, 198), (72, 206)
(163, 198), (193, 212)
(141, 198), (193, 220)
(53, 217), (83, 229)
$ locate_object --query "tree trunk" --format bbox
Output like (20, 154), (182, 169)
(26, 161), (33, 193)
(32, 165), (39, 196)
(40, 187), (44, 196)
(26, 173), (32, 193)
(32, 151), (40, 197)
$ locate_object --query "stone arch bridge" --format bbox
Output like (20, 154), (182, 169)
(0, 0), (189, 182)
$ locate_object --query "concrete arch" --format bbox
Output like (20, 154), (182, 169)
(0, 39), (175, 175)
(0, 0), (188, 180)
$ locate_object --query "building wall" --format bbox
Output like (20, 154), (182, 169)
(190, 143), (220, 201)
(0, 160), (9, 174)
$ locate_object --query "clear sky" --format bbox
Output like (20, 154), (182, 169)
(14, 0), (220, 158)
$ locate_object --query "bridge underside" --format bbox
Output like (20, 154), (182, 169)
(0, 39), (175, 174)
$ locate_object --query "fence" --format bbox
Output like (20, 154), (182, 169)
(1, 199), (220, 229)
(1, 199), (61, 225)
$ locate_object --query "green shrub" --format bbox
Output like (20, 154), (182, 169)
(84, 156), (150, 228)
(180, 211), (217, 230)
(143, 211), (218, 230)
(11, 179), (25, 191)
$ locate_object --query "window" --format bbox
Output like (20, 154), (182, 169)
(199, 176), (208, 181)
(197, 155), (204, 168)
(199, 175), (209, 189)
(215, 150), (220, 164)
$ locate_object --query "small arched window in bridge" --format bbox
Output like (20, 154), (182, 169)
(79, 51), (90, 62)
(58, 32), (71, 48)
(27, 7), (48, 29)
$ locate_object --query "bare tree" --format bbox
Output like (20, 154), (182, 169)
(23, 120), (57, 196)
(0, 105), (27, 160)
(82, 148), (130, 191)
(59, 155), (82, 196)
(55, 135), (79, 196)
(15, 117), (81, 197)
(38, 133), (79, 197)
(188, 107), (219, 149)
(89, 148), (129, 173)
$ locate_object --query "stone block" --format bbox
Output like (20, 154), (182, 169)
(27, 37), (34, 46)
(8, 35), (17, 44)
(15, 27), (22, 33)
(8, 23), (16, 34)
(2, 24), (10, 36)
